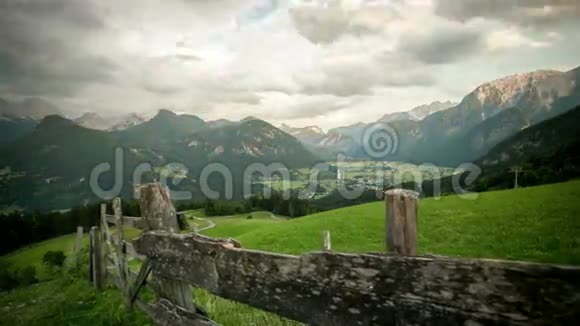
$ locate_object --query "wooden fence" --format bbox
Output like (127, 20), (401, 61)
(88, 183), (580, 325)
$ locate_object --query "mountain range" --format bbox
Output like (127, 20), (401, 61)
(278, 101), (456, 158)
(0, 97), (62, 145)
(0, 109), (317, 210)
(282, 67), (580, 165)
(378, 101), (458, 123)
(74, 112), (151, 131)
(1, 65), (579, 210)
(409, 67), (580, 165)
(422, 104), (580, 196)
(473, 104), (580, 190)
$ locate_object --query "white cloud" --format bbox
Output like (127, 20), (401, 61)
(0, 0), (577, 129)
(486, 27), (552, 52)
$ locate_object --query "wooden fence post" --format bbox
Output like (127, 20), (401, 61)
(100, 203), (107, 265)
(90, 226), (104, 290)
(113, 197), (130, 302)
(75, 226), (83, 253)
(89, 228), (94, 283)
(136, 183), (196, 312)
(385, 189), (418, 256)
(322, 230), (331, 251)
(74, 226), (83, 267)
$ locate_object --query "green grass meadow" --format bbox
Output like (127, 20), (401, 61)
(229, 180), (580, 265)
(1, 180), (579, 325)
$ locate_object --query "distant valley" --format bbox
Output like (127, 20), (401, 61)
(1, 65), (580, 211)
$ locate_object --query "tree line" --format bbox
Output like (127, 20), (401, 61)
(177, 190), (315, 218)
(1, 188), (388, 256)
(0, 200), (141, 255)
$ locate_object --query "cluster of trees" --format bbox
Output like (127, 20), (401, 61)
(199, 191), (315, 218)
(247, 192), (312, 217)
(204, 200), (250, 216)
(0, 200), (141, 256)
(176, 190), (317, 218)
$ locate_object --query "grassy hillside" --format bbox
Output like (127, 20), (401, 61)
(0, 228), (149, 326)
(1, 228), (142, 281)
(2, 180), (579, 326)
(1, 233), (87, 281)
(194, 211), (287, 239)
(202, 180), (580, 265)
(0, 278), (153, 326)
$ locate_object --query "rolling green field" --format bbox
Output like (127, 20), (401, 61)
(1, 233), (88, 281)
(1, 228), (142, 280)
(190, 210), (287, 238)
(1, 180), (579, 325)
(227, 180), (580, 265)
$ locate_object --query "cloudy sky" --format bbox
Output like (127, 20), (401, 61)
(1, 0), (579, 129)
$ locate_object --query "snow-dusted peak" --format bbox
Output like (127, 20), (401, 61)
(303, 126), (324, 135)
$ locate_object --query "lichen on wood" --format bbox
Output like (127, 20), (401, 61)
(134, 231), (580, 325)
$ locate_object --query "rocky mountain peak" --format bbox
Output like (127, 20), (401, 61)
(304, 126), (324, 135)
(379, 100), (457, 123)
(473, 70), (564, 108)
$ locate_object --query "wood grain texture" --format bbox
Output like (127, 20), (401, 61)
(105, 214), (146, 229)
(134, 232), (580, 326)
(385, 189), (418, 256)
(136, 183), (197, 314)
(89, 226), (104, 290)
(113, 197), (130, 299)
(136, 183), (180, 232)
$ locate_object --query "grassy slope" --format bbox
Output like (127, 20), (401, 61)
(1, 233), (90, 282)
(0, 279), (153, 326)
(0, 228), (149, 326)
(230, 180), (580, 265)
(1, 180), (579, 326)
(201, 211), (287, 239)
(186, 181), (580, 325)
(1, 228), (142, 280)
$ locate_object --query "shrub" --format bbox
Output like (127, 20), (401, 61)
(0, 265), (17, 291)
(43, 250), (66, 268)
(246, 215), (253, 219)
(17, 266), (38, 286)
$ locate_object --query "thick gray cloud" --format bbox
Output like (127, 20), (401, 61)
(398, 27), (484, 64)
(0, 0), (576, 129)
(289, 3), (397, 44)
(435, 0), (580, 27)
(0, 0), (116, 96)
(298, 61), (436, 96)
(0, 0), (104, 28)
(290, 5), (350, 44)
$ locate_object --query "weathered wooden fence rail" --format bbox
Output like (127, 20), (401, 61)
(88, 184), (580, 325)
